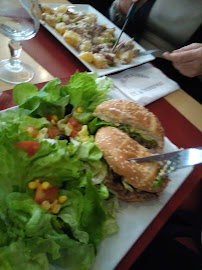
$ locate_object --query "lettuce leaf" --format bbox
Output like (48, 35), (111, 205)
(0, 130), (118, 270)
(68, 72), (112, 124)
(0, 240), (50, 270)
(13, 79), (70, 118)
(12, 72), (112, 123)
(0, 72), (118, 270)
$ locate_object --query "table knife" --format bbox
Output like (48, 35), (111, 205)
(128, 147), (202, 169)
(112, 1), (140, 52)
(138, 49), (159, 56)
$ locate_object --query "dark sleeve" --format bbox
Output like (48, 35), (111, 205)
(123, 0), (156, 41)
(70, 0), (114, 16)
(184, 23), (202, 46)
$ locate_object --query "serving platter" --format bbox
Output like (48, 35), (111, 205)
(0, 89), (193, 270)
(40, 4), (155, 77)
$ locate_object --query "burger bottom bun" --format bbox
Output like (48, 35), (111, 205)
(104, 177), (159, 202)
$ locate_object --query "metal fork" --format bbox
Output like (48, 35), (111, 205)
(112, 1), (140, 52)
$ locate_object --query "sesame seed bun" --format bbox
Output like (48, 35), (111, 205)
(95, 126), (168, 201)
(93, 99), (164, 153)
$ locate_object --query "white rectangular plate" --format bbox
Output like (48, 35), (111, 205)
(40, 4), (155, 77)
(0, 94), (193, 270)
(92, 137), (193, 270)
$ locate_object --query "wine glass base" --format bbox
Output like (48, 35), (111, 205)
(0, 59), (34, 84)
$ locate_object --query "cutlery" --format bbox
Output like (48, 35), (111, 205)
(138, 49), (159, 56)
(128, 147), (202, 169)
(112, 1), (140, 52)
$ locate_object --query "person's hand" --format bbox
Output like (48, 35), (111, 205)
(118, 0), (147, 15)
(163, 43), (202, 78)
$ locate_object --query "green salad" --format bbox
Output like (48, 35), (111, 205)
(0, 72), (119, 270)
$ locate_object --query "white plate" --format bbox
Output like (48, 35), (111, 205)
(91, 89), (193, 269)
(92, 137), (193, 270)
(0, 93), (193, 270)
(40, 4), (155, 77)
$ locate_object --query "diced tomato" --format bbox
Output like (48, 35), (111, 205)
(43, 114), (52, 122)
(67, 122), (77, 138)
(67, 117), (82, 132)
(47, 127), (61, 139)
(34, 184), (58, 204)
(70, 129), (78, 138)
(66, 117), (82, 138)
(14, 141), (40, 157)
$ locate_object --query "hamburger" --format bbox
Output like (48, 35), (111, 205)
(93, 99), (164, 154)
(93, 99), (168, 202)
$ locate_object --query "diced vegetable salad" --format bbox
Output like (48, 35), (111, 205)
(0, 72), (119, 270)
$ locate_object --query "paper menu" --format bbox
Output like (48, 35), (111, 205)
(109, 63), (180, 106)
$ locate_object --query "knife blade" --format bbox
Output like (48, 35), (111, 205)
(138, 49), (159, 56)
(112, 1), (140, 52)
(128, 147), (202, 169)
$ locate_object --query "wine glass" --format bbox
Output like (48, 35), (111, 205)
(0, 0), (40, 84)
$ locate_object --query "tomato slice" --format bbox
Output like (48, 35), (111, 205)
(34, 184), (58, 204)
(14, 141), (40, 157)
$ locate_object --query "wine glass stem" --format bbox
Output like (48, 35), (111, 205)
(8, 40), (22, 66)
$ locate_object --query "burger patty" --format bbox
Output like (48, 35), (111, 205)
(104, 168), (158, 202)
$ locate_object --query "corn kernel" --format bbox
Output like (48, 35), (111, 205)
(28, 181), (38, 190)
(58, 195), (67, 204)
(40, 200), (51, 210)
(50, 201), (61, 214)
(76, 107), (82, 113)
(51, 115), (58, 121)
(51, 119), (57, 126)
(41, 181), (51, 190)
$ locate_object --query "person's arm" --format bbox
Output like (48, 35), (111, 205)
(163, 43), (202, 78)
(109, 0), (147, 28)
(118, 0), (147, 15)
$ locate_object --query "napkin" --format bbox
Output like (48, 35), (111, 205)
(108, 63), (180, 106)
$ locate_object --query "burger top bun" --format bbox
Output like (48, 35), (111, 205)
(93, 99), (164, 153)
(95, 126), (168, 194)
